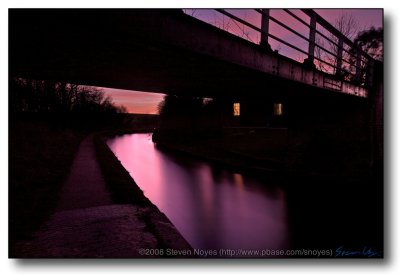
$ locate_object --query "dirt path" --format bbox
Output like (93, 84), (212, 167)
(56, 135), (112, 211)
(13, 205), (158, 257)
(12, 136), (190, 258)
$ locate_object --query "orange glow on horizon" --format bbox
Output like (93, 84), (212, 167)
(101, 87), (165, 114)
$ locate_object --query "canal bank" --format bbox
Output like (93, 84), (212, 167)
(94, 133), (193, 254)
(151, 129), (288, 182)
(151, 127), (374, 186)
(11, 133), (192, 258)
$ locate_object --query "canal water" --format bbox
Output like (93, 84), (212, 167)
(107, 133), (290, 251)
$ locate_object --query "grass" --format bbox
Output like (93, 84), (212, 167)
(9, 114), (193, 256)
(9, 118), (87, 246)
(9, 114), (158, 247)
(93, 133), (152, 206)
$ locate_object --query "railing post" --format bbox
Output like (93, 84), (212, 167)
(303, 11), (316, 68)
(336, 36), (344, 77)
(260, 9), (272, 51)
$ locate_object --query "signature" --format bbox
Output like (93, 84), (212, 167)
(335, 246), (382, 258)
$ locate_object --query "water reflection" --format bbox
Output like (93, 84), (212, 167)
(107, 133), (289, 251)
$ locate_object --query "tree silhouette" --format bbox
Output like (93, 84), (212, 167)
(10, 78), (126, 115)
(353, 27), (383, 61)
(315, 12), (362, 76)
(158, 94), (204, 117)
(156, 95), (222, 140)
(347, 27), (383, 83)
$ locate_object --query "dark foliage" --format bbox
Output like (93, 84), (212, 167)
(10, 78), (126, 115)
(9, 78), (129, 248)
(346, 27), (383, 83)
(156, 95), (222, 141)
(157, 94), (204, 116)
(9, 119), (85, 247)
(354, 27), (383, 61)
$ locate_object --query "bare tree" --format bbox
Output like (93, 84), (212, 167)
(335, 12), (360, 40)
(315, 12), (363, 77)
(210, 12), (232, 32)
(10, 78), (126, 115)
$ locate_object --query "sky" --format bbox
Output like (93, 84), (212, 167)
(101, 9), (383, 114)
(102, 88), (164, 114)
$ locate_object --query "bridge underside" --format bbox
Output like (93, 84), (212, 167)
(9, 10), (367, 102)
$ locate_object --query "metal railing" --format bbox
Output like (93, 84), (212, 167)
(183, 9), (375, 88)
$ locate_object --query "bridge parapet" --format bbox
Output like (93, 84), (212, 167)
(9, 9), (379, 99)
(182, 9), (377, 97)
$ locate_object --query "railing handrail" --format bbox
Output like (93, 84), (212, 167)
(301, 9), (372, 61)
(183, 8), (376, 88)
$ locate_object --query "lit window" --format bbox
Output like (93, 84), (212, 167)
(233, 103), (240, 116)
(274, 103), (283, 116)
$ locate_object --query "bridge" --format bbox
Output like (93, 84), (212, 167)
(9, 9), (380, 97)
(9, 9), (383, 167)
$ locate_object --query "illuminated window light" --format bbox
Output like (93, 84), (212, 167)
(274, 103), (283, 116)
(233, 103), (240, 116)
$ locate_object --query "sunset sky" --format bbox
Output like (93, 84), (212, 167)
(101, 9), (383, 114)
(102, 88), (164, 114)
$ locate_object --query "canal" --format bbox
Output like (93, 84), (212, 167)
(107, 133), (383, 256)
(107, 133), (290, 251)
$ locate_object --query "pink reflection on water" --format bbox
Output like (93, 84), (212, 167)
(107, 133), (289, 251)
